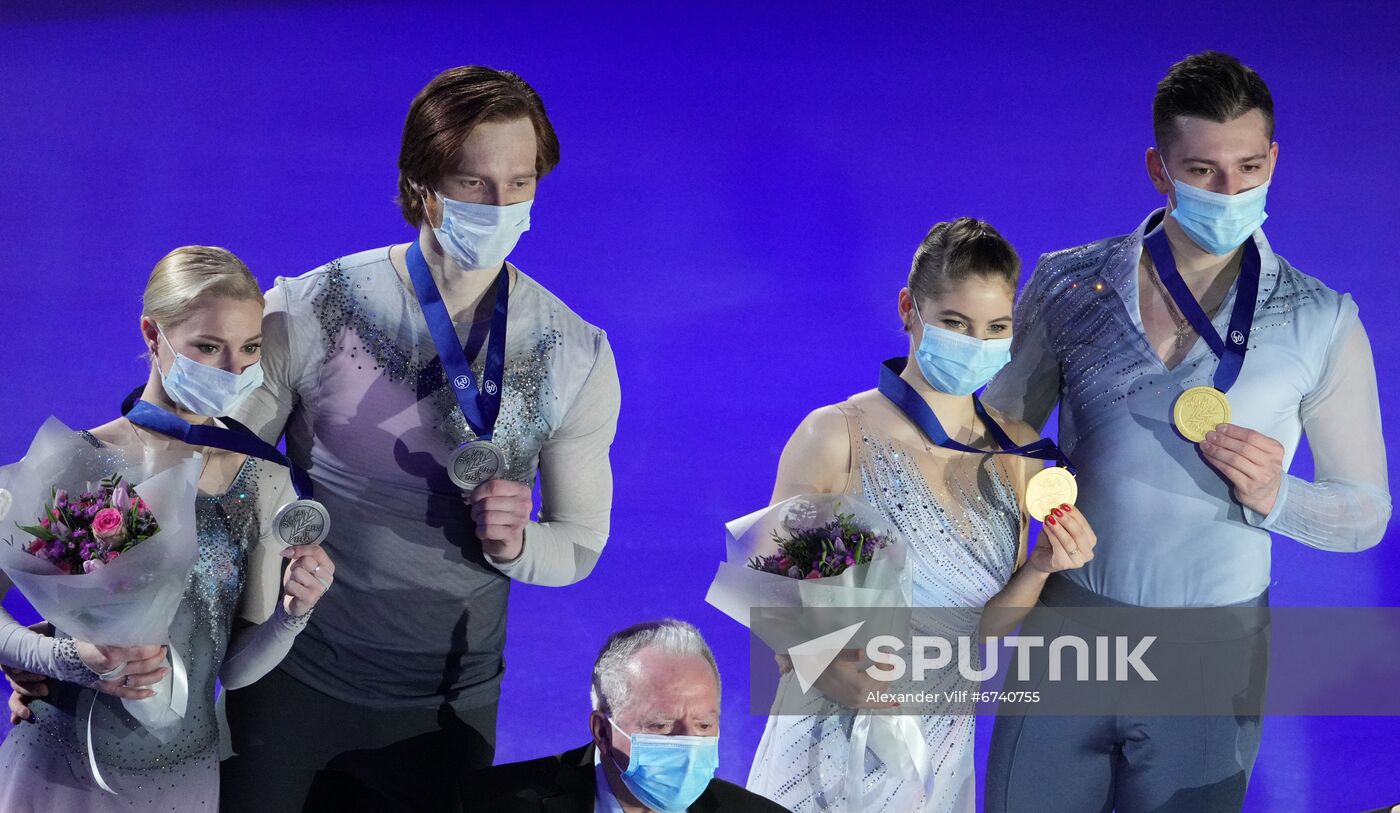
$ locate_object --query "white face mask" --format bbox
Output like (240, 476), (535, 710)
(156, 326), (264, 417)
(429, 190), (533, 271)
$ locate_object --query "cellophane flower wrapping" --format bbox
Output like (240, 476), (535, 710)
(0, 417), (200, 735)
(705, 494), (913, 651)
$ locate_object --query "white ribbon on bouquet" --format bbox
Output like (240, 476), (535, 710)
(707, 494), (929, 808)
(0, 419), (201, 794)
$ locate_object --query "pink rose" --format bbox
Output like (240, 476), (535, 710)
(91, 508), (127, 543)
(104, 551), (120, 563)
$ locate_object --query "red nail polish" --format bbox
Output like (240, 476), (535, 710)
(1061, 504), (1072, 512)
(1051, 508), (1063, 518)
(1046, 516), (1057, 526)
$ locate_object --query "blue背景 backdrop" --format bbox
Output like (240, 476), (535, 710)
(2, 1), (1397, 808)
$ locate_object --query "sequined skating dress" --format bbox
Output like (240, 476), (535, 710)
(747, 393), (1023, 813)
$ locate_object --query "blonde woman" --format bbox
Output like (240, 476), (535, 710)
(0, 247), (333, 810)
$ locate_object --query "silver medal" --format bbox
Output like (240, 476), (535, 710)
(449, 441), (506, 491)
(271, 499), (331, 547)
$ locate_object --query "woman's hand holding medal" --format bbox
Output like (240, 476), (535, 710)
(469, 479), (530, 562)
(1028, 504), (1097, 574)
(1198, 423), (1284, 516)
(280, 544), (334, 618)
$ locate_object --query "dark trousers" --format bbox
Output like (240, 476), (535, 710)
(984, 574), (1267, 813)
(220, 666), (497, 813)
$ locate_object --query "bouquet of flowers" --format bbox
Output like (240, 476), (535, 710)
(16, 475), (159, 574)
(705, 493), (911, 644)
(707, 495), (927, 811)
(746, 507), (896, 581)
(0, 417), (200, 738)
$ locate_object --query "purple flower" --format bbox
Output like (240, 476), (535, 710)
(82, 559), (106, 574)
(111, 484), (131, 513)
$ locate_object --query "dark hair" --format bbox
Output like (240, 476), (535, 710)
(1153, 51), (1274, 152)
(908, 218), (1020, 312)
(396, 66), (561, 225)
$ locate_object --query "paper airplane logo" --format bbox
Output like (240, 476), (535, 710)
(788, 621), (865, 694)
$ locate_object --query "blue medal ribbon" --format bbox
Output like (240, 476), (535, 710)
(126, 400), (314, 498)
(405, 240), (509, 443)
(1142, 221), (1261, 393)
(877, 358), (1076, 473)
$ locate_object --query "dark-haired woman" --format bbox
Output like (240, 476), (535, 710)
(745, 219), (1096, 813)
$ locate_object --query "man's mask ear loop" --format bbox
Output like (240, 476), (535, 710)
(414, 181), (438, 228)
(602, 718), (628, 773)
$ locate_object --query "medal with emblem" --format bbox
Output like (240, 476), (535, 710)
(406, 241), (514, 494)
(272, 499), (331, 547)
(122, 401), (331, 547)
(877, 359), (1080, 512)
(1172, 385), (1232, 443)
(449, 440), (507, 491)
(1025, 466), (1078, 521)
(1143, 223), (1260, 444)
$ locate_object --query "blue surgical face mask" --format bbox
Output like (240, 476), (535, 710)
(1163, 161), (1271, 255)
(911, 299), (1012, 396)
(606, 718), (719, 813)
(156, 326), (264, 417)
(429, 190), (533, 271)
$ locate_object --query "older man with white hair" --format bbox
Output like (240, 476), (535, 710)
(462, 619), (786, 813)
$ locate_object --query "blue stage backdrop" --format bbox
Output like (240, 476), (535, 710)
(2, 2), (1397, 809)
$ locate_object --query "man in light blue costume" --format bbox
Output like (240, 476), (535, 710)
(982, 51), (1389, 812)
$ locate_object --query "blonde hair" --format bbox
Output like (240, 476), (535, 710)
(142, 246), (263, 329)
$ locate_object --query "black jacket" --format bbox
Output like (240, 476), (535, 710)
(456, 743), (790, 813)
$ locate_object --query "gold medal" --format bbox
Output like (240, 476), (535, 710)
(1173, 386), (1231, 443)
(1026, 466), (1077, 521)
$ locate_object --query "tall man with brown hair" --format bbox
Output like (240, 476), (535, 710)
(220, 66), (621, 812)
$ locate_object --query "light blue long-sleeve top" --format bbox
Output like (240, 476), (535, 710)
(983, 210), (1390, 607)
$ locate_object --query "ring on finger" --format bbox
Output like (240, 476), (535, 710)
(122, 675), (131, 688)
(1066, 548), (1080, 556)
